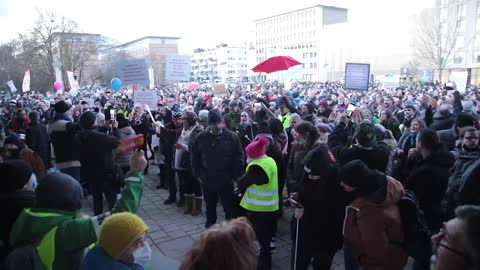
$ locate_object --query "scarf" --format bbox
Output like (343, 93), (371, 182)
(181, 124), (198, 140)
(53, 112), (71, 122)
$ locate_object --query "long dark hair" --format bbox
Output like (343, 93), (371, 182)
(294, 121), (320, 150)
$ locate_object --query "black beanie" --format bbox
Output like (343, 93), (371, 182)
(207, 109), (222, 124)
(53, 101), (71, 114)
(340, 160), (380, 193)
(79, 111), (96, 129)
(302, 145), (336, 177)
(4, 133), (21, 147)
(35, 172), (83, 212)
(0, 160), (33, 194)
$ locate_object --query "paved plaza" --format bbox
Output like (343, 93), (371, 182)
(83, 165), (416, 270)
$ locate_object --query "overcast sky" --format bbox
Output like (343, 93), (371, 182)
(0, 0), (433, 54)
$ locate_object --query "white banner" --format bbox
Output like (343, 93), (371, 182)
(133, 90), (158, 110)
(7, 80), (17, 93)
(450, 71), (468, 94)
(67, 71), (80, 91)
(165, 55), (191, 81)
(22, 70), (30, 92)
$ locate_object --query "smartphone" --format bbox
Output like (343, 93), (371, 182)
(287, 197), (302, 208)
(110, 109), (115, 121)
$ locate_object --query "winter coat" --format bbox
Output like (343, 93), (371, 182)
(48, 119), (81, 169)
(25, 120), (50, 168)
(191, 127), (245, 192)
(429, 112), (454, 131)
(236, 121), (259, 151)
(443, 147), (480, 219)
(75, 128), (120, 181)
(0, 190), (35, 258)
(405, 150), (454, 231)
(8, 117), (29, 134)
(223, 111), (241, 131)
(381, 119), (401, 140)
(332, 144), (391, 173)
(317, 108), (332, 119)
(9, 171), (144, 270)
(115, 126), (136, 168)
(160, 122), (182, 165)
(81, 245), (144, 270)
(294, 167), (347, 253)
(343, 176), (407, 270)
(437, 127), (457, 151)
(287, 143), (309, 191)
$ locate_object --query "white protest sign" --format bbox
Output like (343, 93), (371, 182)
(345, 63), (370, 90)
(7, 80), (17, 93)
(165, 55), (191, 81)
(67, 71), (80, 90)
(133, 90), (158, 110)
(22, 70), (30, 92)
(450, 71), (468, 93)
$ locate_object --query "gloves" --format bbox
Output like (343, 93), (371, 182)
(294, 208), (304, 219)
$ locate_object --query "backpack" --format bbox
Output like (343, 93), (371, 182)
(396, 190), (432, 266)
(5, 244), (45, 270)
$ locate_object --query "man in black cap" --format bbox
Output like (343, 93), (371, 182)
(191, 109), (245, 228)
(75, 111), (121, 215)
(48, 100), (81, 182)
(25, 111), (51, 169)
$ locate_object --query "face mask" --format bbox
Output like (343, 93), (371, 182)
(4, 148), (20, 159)
(133, 242), (151, 267)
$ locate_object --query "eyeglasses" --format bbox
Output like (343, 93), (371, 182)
(433, 223), (469, 260)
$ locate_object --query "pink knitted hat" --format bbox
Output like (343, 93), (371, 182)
(245, 137), (268, 160)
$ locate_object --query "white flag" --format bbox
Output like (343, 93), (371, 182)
(67, 71), (79, 91)
(22, 70), (30, 92)
(7, 80), (17, 93)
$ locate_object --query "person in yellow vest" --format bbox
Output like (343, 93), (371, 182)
(236, 137), (279, 270)
(7, 150), (147, 270)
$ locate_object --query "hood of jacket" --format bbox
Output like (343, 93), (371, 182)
(10, 208), (77, 246)
(351, 176), (405, 209)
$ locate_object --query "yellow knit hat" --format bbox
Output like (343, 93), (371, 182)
(98, 212), (149, 259)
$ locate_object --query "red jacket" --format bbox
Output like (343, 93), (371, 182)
(343, 176), (407, 270)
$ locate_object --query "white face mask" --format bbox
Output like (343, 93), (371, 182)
(133, 242), (151, 267)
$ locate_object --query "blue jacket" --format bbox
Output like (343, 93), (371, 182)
(81, 245), (144, 270)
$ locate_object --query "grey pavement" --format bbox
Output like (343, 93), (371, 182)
(83, 164), (414, 270)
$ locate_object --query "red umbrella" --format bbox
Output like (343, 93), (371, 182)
(252, 56), (302, 74)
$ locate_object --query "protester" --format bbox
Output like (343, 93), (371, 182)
(76, 111), (121, 215)
(160, 111), (183, 202)
(81, 212), (150, 270)
(340, 160), (407, 270)
(7, 150), (147, 270)
(191, 109), (244, 228)
(223, 100), (241, 132)
(48, 100), (82, 182)
(290, 145), (346, 270)
(180, 217), (257, 270)
(2, 133), (45, 179)
(7, 108), (29, 135)
(237, 137), (279, 270)
(0, 160), (36, 259)
(431, 205), (480, 270)
(25, 111), (50, 169)
(175, 111), (204, 216)
(115, 113), (137, 174)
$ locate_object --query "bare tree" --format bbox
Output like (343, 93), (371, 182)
(412, 8), (459, 83)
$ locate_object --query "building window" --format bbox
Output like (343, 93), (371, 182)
(457, 4), (466, 18)
(453, 51), (464, 64)
(455, 36), (464, 48)
(457, 19), (466, 32)
(440, 8), (448, 22)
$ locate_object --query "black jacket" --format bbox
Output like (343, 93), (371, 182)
(25, 120), (50, 168)
(236, 121), (259, 151)
(0, 190), (35, 257)
(429, 112), (454, 131)
(405, 150), (454, 231)
(191, 128), (245, 192)
(160, 121), (182, 164)
(48, 120), (81, 166)
(75, 128), (120, 181)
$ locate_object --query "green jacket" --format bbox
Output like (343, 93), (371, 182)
(9, 171), (144, 270)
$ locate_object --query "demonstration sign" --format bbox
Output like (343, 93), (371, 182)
(116, 59), (150, 86)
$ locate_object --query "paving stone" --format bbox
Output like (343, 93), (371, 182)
(167, 229), (188, 239)
(158, 236), (195, 261)
(149, 230), (168, 240)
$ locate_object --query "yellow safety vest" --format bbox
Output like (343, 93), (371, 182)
(278, 112), (291, 129)
(240, 157), (279, 212)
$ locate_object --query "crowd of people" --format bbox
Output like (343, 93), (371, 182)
(0, 80), (480, 270)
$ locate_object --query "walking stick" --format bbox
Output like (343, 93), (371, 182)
(294, 216), (300, 270)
